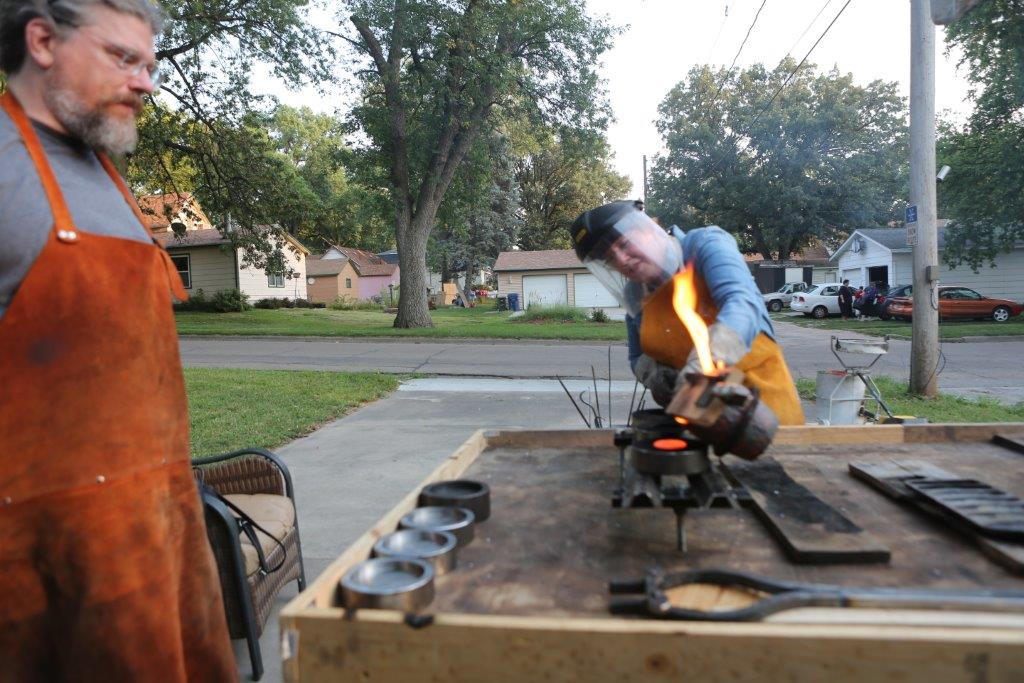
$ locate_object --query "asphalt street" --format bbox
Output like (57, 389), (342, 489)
(181, 321), (1024, 403)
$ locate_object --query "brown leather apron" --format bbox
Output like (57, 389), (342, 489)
(0, 92), (235, 682)
(640, 273), (805, 426)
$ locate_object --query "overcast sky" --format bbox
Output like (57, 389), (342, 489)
(260, 1), (975, 196)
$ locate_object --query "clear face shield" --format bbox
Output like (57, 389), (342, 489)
(581, 211), (683, 317)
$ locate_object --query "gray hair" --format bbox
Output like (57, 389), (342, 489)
(0, 0), (166, 74)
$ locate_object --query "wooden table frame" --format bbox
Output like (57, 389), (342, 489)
(280, 424), (1024, 682)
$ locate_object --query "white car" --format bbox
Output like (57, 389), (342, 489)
(790, 283), (843, 319)
(763, 282), (809, 312)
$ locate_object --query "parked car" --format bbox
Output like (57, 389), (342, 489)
(886, 286), (1024, 322)
(878, 284), (912, 320)
(790, 283), (842, 319)
(762, 282), (809, 312)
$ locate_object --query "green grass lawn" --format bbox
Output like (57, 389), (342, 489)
(177, 303), (627, 341)
(796, 375), (1024, 423)
(184, 368), (400, 457)
(773, 312), (1024, 338)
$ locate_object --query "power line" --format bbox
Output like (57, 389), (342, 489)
(781, 0), (835, 62)
(706, 2), (731, 64)
(709, 0), (769, 105)
(703, 0), (854, 178)
(746, 0), (854, 133)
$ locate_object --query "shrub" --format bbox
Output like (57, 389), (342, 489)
(210, 288), (250, 312)
(589, 308), (610, 323)
(293, 298), (316, 308)
(254, 297), (294, 309)
(329, 297), (382, 311)
(513, 305), (589, 323)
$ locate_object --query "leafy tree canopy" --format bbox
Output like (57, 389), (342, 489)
(340, 0), (617, 327)
(939, 0), (1024, 270)
(648, 61), (907, 260)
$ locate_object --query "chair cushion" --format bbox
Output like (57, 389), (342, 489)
(222, 493), (295, 577)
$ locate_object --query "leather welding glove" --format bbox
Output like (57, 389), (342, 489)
(678, 322), (748, 384)
(633, 353), (680, 408)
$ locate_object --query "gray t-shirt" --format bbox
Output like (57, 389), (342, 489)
(0, 108), (151, 319)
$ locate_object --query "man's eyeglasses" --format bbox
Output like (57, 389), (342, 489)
(82, 28), (164, 89)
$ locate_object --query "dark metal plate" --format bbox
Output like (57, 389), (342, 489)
(906, 478), (1024, 541)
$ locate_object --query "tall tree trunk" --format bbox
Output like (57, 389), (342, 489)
(394, 208), (437, 328)
(462, 256), (477, 298)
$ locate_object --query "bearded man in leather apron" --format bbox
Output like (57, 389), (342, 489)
(570, 200), (804, 426)
(0, 1), (235, 680)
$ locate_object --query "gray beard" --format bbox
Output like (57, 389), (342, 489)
(43, 78), (139, 157)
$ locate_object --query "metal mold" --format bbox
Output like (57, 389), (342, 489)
(628, 439), (711, 477)
(339, 558), (434, 611)
(631, 408), (687, 442)
(419, 479), (491, 522)
(373, 529), (458, 575)
(400, 506), (475, 546)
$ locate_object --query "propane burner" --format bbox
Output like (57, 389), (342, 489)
(613, 410), (748, 552)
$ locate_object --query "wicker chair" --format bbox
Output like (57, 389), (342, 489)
(193, 448), (307, 681)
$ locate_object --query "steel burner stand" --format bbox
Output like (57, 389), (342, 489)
(612, 429), (748, 552)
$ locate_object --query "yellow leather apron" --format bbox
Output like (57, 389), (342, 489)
(639, 275), (805, 425)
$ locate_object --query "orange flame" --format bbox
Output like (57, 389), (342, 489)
(671, 266), (717, 375)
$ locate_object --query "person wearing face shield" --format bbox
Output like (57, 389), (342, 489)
(570, 200), (804, 425)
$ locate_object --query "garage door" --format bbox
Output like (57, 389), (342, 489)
(522, 274), (567, 309)
(841, 269), (860, 286)
(573, 273), (617, 308)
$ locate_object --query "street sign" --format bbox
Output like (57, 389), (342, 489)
(906, 204), (918, 246)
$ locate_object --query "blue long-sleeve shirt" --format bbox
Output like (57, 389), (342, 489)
(627, 226), (774, 368)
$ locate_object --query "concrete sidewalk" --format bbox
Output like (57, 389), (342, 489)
(236, 377), (637, 681)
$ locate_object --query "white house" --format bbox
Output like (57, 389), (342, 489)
(493, 249), (624, 314)
(830, 223), (1024, 301)
(143, 193), (310, 301)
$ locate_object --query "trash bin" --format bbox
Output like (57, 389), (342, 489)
(496, 295), (508, 312)
(507, 293), (520, 312)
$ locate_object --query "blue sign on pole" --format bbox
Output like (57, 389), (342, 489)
(905, 205), (918, 224)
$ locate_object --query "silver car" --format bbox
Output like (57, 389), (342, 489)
(763, 282), (809, 312)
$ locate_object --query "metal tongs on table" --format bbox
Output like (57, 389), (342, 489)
(609, 568), (1024, 622)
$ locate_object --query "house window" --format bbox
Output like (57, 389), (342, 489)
(345, 278), (352, 289)
(170, 254), (191, 289)
(268, 273), (285, 288)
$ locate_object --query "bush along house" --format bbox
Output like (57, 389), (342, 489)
(141, 193), (310, 303)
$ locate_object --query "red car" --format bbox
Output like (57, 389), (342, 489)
(886, 286), (1024, 322)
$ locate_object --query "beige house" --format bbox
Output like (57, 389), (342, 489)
(306, 256), (360, 304)
(493, 249), (622, 314)
(143, 193), (310, 300)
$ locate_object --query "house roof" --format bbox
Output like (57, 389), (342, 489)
(830, 221), (952, 261)
(307, 256), (348, 276)
(153, 227), (229, 249)
(493, 249), (584, 272)
(154, 226), (311, 255)
(329, 246), (396, 276)
(136, 192), (212, 231)
(377, 249), (399, 265)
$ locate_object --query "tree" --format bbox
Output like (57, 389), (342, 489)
(648, 62), (908, 260)
(514, 127), (631, 251)
(340, 0), (616, 327)
(431, 133), (522, 295)
(938, 0), (1024, 270)
(126, 0), (335, 273)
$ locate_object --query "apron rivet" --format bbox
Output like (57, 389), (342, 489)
(57, 230), (68, 239)
(67, 230), (77, 240)
(3, 496), (11, 505)
(96, 475), (106, 484)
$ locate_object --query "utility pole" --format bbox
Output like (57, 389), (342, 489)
(642, 155), (649, 205)
(908, 0), (939, 397)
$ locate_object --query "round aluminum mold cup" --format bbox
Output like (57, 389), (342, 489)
(339, 557), (435, 612)
(628, 440), (711, 476)
(400, 506), (475, 546)
(373, 529), (458, 575)
(419, 479), (491, 522)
